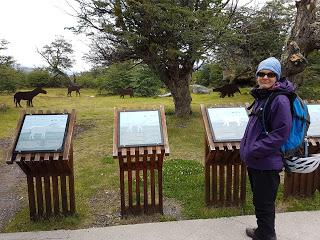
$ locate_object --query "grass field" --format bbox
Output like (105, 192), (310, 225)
(1, 88), (320, 233)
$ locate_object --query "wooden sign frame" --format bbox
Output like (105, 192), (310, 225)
(113, 105), (169, 216)
(201, 104), (247, 207)
(5, 109), (76, 220)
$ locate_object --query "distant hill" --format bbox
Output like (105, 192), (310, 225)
(18, 66), (34, 73)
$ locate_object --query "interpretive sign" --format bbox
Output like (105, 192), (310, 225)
(113, 106), (169, 215)
(14, 114), (69, 153)
(118, 110), (164, 147)
(201, 104), (247, 207)
(307, 104), (320, 137)
(207, 107), (249, 142)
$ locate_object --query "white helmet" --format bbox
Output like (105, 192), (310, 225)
(285, 153), (320, 173)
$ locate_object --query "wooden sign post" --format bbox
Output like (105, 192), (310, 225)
(201, 104), (247, 207)
(5, 109), (76, 220)
(113, 106), (169, 216)
(284, 101), (320, 198)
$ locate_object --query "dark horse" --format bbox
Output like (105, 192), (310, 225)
(67, 85), (81, 97)
(14, 87), (47, 107)
(119, 88), (134, 98)
(212, 83), (241, 98)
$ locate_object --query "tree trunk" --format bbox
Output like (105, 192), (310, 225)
(281, 0), (319, 82)
(164, 73), (192, 117)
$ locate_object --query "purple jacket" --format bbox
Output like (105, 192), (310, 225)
(240, 79), (294, 170)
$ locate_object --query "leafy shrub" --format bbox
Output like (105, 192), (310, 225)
(51, 75), (71, 87)
(132, 65), (163, 97)
(97, 62), (133, 95)
(26, 69), (51, 87)
(25, 68), (72, 88)
(192, 63), (223, 87)
(0, 65), (19, 93)
(297, 87), (320, 101)
(97, 62), (162, 96)
(76, 71), (98, 88)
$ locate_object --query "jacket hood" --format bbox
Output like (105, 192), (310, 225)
(273, 78), (295, 92)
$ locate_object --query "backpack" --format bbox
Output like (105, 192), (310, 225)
(250, 91), (320, 173)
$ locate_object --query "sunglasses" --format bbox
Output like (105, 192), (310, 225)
(257, 72), (276, 78)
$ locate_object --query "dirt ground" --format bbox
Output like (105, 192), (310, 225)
(0, 125), (183, 231)
(88, 190), (182, 227)
(0, 122), (92, 231)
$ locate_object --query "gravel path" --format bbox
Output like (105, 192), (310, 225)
(0, 161), (25, 230)
(0, 139), (25, 231)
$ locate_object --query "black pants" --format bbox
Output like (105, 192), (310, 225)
(248, 168), (280, 240)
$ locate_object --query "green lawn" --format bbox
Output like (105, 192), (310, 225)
(1, 88), (320, 233)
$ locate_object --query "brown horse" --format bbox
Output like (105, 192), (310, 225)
(67, 85), (81, 96)
(14, 87), (47, 107)
(119, 88), (134, 98)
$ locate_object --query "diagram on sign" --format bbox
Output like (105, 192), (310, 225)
(118, 110), (163, 147)
(207, 107), (249, 142)
(307, 104), (320, 137)
(14, 114), (69, 152)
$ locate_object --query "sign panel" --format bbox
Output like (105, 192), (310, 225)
(307, 104), (320, 137)
(14, 114), (69, 153)
(118, 110), (164, 147)
(207, 107), (249, 142)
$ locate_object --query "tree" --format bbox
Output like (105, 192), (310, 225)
(0, 39), (20, 93)
(297, 50), (320, 99)
(0, 39), (15, 67)
(0, 65), (23, 93)
(215, 0), (294, 84)
(37, 36), (75, 81)
(281, 0), (320, 83)
(193, 63), (223, 87)
(70, 0), (238, 117)
(83, 36), (114, 67)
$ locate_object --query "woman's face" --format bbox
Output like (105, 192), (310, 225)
(256, 70), (277, 89)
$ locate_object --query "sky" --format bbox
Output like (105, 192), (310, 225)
(0, 0), (266, 73)
(0, 0), (90, 73)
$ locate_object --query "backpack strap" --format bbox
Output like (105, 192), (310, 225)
(262, 91), (296, 134)
(247, 100), (256, 111)
(247, 100), (264, 118)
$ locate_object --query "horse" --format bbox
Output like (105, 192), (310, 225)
(119, 88), (134, 98)
(212, 83), (241, 98)
(29, 126), (47, 140)
(67, 85), (81, 96)
(14, 87), (47, 107)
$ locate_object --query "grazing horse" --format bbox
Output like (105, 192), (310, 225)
(14, 87), (47, 107)
(67, 85), (81, 97)
(119, 88), (134, 98)
(212, 83), (241, 98)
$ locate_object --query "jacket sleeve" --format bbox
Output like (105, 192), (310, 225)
(249, 95), (292, 159)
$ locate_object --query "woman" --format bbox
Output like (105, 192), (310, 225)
(240, 57), (293, 240)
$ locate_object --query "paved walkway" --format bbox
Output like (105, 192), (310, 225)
(1, 211), (320, 240)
